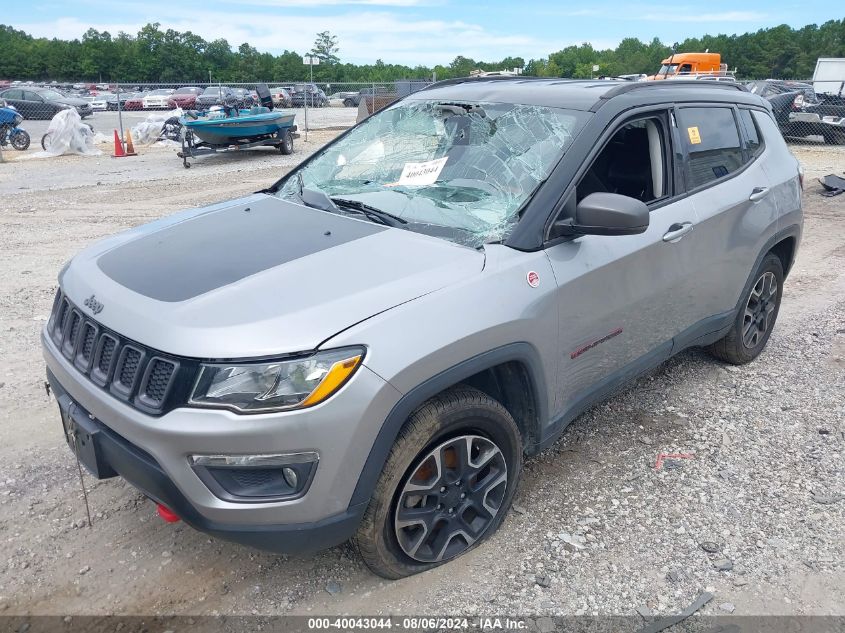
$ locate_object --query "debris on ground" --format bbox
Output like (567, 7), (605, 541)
(636, 592), (714, 633)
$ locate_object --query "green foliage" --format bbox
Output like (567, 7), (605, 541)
(1, 20), (843, 83)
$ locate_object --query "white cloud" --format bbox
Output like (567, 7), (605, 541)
(15, 11), (560, 65)
(640, 10), (766, 22)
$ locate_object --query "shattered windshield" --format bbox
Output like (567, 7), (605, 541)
(276, 99), (587, 247)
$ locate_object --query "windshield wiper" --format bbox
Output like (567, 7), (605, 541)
(330, 198), (408, 228)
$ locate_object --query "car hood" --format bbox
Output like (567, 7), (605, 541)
(59, 193), (484, 359)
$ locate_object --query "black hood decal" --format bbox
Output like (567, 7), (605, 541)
(97, 198), (384, 302)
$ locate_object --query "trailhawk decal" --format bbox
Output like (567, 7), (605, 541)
(570, 327), (623, 359)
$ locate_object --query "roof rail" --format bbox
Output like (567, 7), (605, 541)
(417, 75), (553, 93)
(601, 79), (747, 100)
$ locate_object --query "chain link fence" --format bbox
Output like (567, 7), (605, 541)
(1, 78), (843, 144)
(0, 81), (432, 133)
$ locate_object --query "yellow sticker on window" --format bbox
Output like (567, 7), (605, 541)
(687, 126), (702, 145)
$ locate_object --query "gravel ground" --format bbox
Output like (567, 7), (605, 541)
(0, 141), (842, 618)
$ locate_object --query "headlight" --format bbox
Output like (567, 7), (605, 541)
(189, 347), (364, 413)
(13, 114), (22, 125)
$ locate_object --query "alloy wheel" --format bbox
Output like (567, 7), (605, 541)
(393, 434), (508, 563)
(742, 271), (777, 348)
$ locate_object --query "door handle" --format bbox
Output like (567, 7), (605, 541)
(749, 186), (770, 202)
(662, 222), (694, 242)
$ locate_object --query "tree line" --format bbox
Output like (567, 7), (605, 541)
(1, 19), (843, 84)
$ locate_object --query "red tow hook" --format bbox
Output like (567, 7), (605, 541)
(156, 503), (181, 523)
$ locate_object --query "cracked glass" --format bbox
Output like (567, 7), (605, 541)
(276, 100), (588, 247)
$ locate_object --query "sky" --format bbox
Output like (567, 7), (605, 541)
(8, 0), (842, 66)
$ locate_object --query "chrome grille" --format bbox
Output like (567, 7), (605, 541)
(47, 289), (184, 414)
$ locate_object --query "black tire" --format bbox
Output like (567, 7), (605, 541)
(10, 129), (30, 151)
(355, 385), (522, 579)
(40, 133), (51, 151)
(278, 130), (293, 154)
(822, 129), (845, 145)
(708, 253), (784, 365)
(343, 98), (355, 108)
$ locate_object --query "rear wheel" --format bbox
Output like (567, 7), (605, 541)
(41, 132), (52, 151)
(10, 129), (30, 151)
(343, 98), (355, 108)
(822, 129), (845, 145)
(355, 385), (522, 579)
(708, 253), (783, 364)
(278, 130), (293, 154)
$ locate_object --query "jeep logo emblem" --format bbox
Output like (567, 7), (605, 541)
(83, 295), (104, 315)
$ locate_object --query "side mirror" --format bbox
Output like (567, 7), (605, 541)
(552, 192), (649, 238)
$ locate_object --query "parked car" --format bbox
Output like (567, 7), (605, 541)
(290, 83), (328, 107)
(195, 86), (235, 109)
(268, 86), (293, 108)
(747, 79), (845, 144)
(0, 87), (92, 119)
(122, 92), (147, 111)
(142, 89), (176, 110)
(90, 93), (115, 111)
(167, 87), (203, 110)
(232, 88), (256, 108)
(42, 79), (801, 579)
(327, 91), (358, 107)
(345, 86), (393, 108)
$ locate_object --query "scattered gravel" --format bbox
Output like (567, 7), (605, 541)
(0, 142), (841, 617)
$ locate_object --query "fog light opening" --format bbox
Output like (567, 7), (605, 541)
(282, 467), (299, 489)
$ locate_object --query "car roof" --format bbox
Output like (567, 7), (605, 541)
(412, 77), (764, 112)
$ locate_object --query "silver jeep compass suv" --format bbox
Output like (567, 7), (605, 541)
(43, 78), (802, 578)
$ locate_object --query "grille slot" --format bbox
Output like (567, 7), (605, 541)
(74, 322), (98, 372)
(62, 310), (83, 359)
(111, 346), (145, 398)
(47, 291), (190, 414)
(140, 358), (177, 406)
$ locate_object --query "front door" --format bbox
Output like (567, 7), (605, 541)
(545, 111), (702, 419)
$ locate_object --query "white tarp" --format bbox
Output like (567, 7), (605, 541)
(25, 108), (102, 158)
(131, 108), (183, 146)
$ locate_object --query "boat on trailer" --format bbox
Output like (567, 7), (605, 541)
(177, 84), (298, 168)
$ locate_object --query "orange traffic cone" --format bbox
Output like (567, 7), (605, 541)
(124, 129), (137, 156)
(112, 130), (125, 157)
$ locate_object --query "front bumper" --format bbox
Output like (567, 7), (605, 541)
(48, 371), (365, 553)
(42, 329), (402, 552)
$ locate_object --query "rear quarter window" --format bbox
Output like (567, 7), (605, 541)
(738, 109), (764, 159)
(677, 107), (743, 189)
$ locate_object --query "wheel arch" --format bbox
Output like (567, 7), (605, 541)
(349, 342), (548, 507)
(769, 234), (797, 278)
(732, 225), (801, 317)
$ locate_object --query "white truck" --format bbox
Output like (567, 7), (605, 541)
(813, 58), (845, 96)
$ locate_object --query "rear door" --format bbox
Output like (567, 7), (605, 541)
(675, 105), (780, 334)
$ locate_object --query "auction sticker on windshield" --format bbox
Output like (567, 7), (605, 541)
(394, 157), (448, 186)
(687, 126), (702, 145)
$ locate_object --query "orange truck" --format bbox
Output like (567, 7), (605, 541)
(648, 52), (730, 80)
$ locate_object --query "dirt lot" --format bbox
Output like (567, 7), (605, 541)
(0, 140), (842, 619)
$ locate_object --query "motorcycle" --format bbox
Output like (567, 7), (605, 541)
(0, 101), (31, 151)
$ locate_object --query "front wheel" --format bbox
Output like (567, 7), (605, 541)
(11, 130), (30, 151)
(708, 253), (784, 364)
(355, 385), (522, 579)
(41, 132), (52, 152)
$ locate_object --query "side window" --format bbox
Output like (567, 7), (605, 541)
(3, 89), (22, 100)
(23, 91), (41, 101)
(679, 64), (692, 75)
(575, 115), (669, 206)
(737, 109), (764, 159)
(676, 107), (743, 190)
